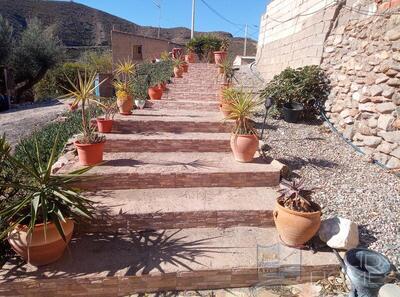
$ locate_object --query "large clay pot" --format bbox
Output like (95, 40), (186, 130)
(8, 219), (74, 266)
(74, 140), (105, 166)
(273, 201), (321, 247)
(214, 51), (227, 65)
(174, 66), (183, 78)
(148, 85), (163, 100)
(96, 118), (113, 133)
(230, 134), (258, 162)
(185, 52), (195, 63)
(117, 95), (133, 115)
(182, 63), (189, 73)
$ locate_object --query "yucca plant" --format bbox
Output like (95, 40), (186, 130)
(113, 60), (135, 100)
(277, 179), (318, 213)
(218, 57), (236, 84)
(226, 90), (261, 135)
(220, 38), (230, 51)
(61, 70), (105, 144)
(91, 97), (118, 120)
(172, 58), (184, 68)
(0, 134), (94, 241)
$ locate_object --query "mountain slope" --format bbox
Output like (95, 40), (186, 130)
(0, 0), (257, 56)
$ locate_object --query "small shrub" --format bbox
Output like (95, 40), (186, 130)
(79, 51), (112, 74)
(136, 61), (173, 87)
(260, 65), (330, 118)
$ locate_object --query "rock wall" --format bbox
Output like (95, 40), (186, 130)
(322, 9), (400, 168)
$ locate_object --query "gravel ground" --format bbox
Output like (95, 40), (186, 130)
(258, 116), (400, 266)
(0, 99), (69, 148)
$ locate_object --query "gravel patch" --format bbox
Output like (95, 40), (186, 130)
(0, 99), (69, 148)
(258, 117), (400, 266)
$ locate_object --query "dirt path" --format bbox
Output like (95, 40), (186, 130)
(0, 100), (69, 148)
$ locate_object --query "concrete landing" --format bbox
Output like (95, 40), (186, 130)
(0, 227), (340, 296)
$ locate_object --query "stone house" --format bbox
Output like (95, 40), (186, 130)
(256, 0), (400, 169)
(111, 30), (182, 64)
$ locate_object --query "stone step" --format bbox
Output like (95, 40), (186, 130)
(0, 226), (340, 296)
(162, 92), (218, 101)
(146, 99), (220, 111)
(104, 132), (231, 152)
(59, 151), (282, 191)
(77, 187), (278, 232)
(113, 111), (231, 133)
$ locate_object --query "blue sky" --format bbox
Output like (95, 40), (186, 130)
(71, 0), (268, 40)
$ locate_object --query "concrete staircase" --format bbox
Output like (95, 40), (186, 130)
(0, 63), (339, 297)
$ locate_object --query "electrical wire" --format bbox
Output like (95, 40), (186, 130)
(199, 0), (244, 29)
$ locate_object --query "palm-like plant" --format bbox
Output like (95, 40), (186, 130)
(0, 134), (94, 241)
(91, 97), (118, 120)
(277, 179), (318, 213)
(218, 57), (236, 84)
(61, 70), (105, 144)
(225, 90), (261, 135)
(113, 60), (135, 100)
(172, 58), (184, 68)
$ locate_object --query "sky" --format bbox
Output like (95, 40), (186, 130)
(70, 0), (269, 40)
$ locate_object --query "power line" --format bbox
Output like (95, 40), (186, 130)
(199, 0), (244, 29)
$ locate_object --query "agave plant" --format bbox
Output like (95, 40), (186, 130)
(218, 57), (237, 84)
(0, 134), (94, 241)
(277, 179), (318, 213)
(225, 90), (261, 135)
(172, 58), (185, 68)
(61, 70), (106, 144)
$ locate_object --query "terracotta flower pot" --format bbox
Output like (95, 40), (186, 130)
(185, 52), (195, 63)
(160, 82), (167, 91)
(214, 51), (227, 65)
(182, 63), (188, 73)
(148, 85), (163, 100)
(273, 201), (321, 247)
(117, 95), (133, 115)
(8, 219), (74, 266)
(74, 140), (105, 166)
(96, 118), (113, 133)
(174, 66), (183, 78)
(230, 134), (258, 162)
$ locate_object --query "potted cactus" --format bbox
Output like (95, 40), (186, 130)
(273, 179), (321, 247)
(113, 60), (135, 115)
(0, 135), (94, 266)
(92, 97), (118, 133)
(226, 90), (261, 162)
(214, 37), (230, 65)
(63, 71), (106, 166)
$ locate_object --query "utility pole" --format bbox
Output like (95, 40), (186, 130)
(243, 24), (248, 56)
(152, 0), (161, 39)
(191, 0), (195, 39)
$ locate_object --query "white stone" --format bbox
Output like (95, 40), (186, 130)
(376, 102), (396, 114)
(352, 92), (361, 101)
(378, 131), (400, 143)
(370, 85), (383, 96)
(377, 141), (397, 154)
(379, 284), (400, 297)
(391, 147), (400, 159)
(319, 217), (359, 250)
(387, 156), (400, 169)
(359, 103), (376, 112)
(377, 114), (395, 131)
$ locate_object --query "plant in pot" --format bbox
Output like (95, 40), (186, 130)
(273, 178), (321, 247)
(113, 60), (135, 115)
(260, 66), (329, 123)
(172, 58), (184, 78)
(218, 58), (237, 101)
(220, 87), (239, 117)
(92, 97), (118, 133)
(0, 134), (94, 266)
(132, 74), (148, 109)
(214, 37), (230, 65)
(185, 45), (196, 63)
(226, 90), (261, 162)
(147, 63), (164, 100)
(63, 71), (106, 166)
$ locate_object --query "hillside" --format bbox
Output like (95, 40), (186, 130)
(0, 0), (257, 56)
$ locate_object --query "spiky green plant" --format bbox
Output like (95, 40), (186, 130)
(0, 134), (94, 241)
(60, 70), (106, 144)
(217, 57), (237, 84)
(91, 97), (118, 120)
(225, 90), (261, 135)
(277, 179), (318, 213)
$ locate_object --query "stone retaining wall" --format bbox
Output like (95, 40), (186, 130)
(322, 8), (400, 168)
